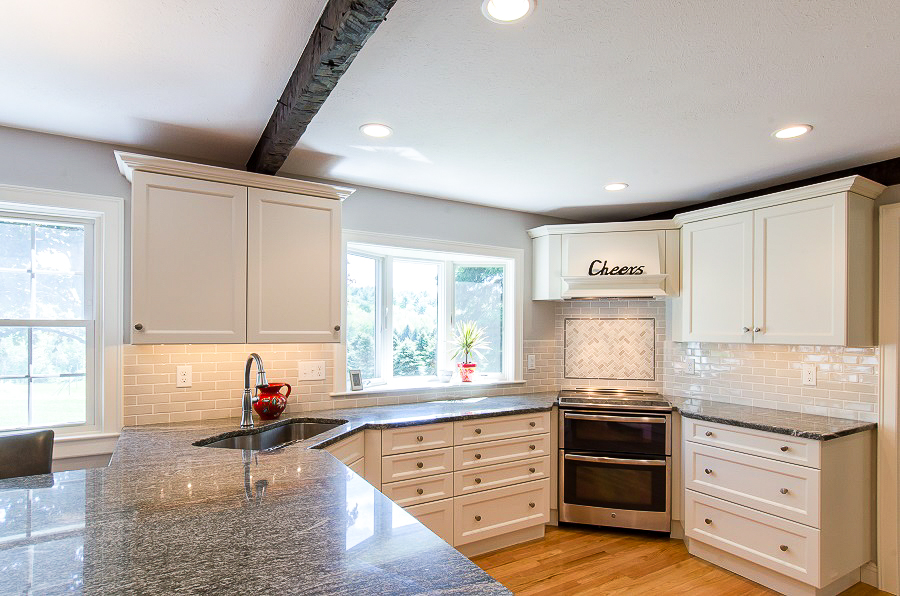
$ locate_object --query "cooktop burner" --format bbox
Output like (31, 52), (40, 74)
(557, 388), (672, 411)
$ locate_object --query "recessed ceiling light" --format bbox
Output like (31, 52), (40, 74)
(481, 0), (534, 23)
(604, 183), (629, 191)
(360, 123), (392, 138)
(773, 124), (813, 139)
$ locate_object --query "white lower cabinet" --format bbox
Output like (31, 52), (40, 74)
(404, 498), (454, 545)
(381, 473), (454, 508)
(454, 479), (550, 546)
(683, 418), (872, 595)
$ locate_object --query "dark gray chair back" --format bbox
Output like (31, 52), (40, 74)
(0, 429), (54, 480)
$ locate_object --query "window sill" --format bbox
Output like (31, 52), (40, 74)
(53, 432), (120, 460)
(330, 378), (526, 399)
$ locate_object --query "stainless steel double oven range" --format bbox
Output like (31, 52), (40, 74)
(558, 388), (672, 533)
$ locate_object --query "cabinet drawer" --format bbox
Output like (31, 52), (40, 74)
(455, 434), (551, 470)
(685, 442), (820, 526)
(404, 498), (454, 545)
(324, 432), (364, 465)
(454, 456), (549, 496)
(382, 448), (454, 483)
(454, 479), (550, 546)
(348, 457), (365, 476)
(382, 423), (453, 456)
(454, 412), (552, 445)
(685, 418), (820, 468)
(685, 490), (820, 584)
(381, 473), (453, 508)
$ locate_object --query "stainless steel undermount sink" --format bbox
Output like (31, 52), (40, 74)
(195, 420), (346, 451)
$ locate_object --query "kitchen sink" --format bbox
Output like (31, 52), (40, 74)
(195, 419), (346, 451)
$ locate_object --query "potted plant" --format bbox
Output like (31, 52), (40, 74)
(450, 321), (490, 382)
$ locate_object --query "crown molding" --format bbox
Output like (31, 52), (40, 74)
(527, 219), (678, 238)
(114, 152), (355, 201)
(673, 175), (885, 225)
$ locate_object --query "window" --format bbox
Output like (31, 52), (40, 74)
(343, 236), (522, 390)
(0, 185), (123, 443)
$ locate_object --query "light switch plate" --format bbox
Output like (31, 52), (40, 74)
(176, 365), (192, 388)
(299, 360), (326, 381)
(527, 354), (536, 370)
(802, 363), (817, 386)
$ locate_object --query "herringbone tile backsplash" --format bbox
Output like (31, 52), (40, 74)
(565, 318), (655, 380)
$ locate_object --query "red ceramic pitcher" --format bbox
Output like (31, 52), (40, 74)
(253, 383), (291, 420)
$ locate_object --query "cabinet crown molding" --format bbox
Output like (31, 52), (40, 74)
(114, 151), (355, 201)
(673, 175), (885, 225)
(528, 219), (678, 239)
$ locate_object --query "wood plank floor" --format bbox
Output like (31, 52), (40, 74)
(471, 525), (888, 596)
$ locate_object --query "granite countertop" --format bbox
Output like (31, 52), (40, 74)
(0, 393), (557, 595)
(667, 395), (876, 440)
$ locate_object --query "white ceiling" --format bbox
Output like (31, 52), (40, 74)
(2, 1), (899, 221)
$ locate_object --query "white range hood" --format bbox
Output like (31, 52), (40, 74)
(528, 221), (680, 300)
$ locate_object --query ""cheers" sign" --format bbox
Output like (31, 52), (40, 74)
(587, 260), (645, 276)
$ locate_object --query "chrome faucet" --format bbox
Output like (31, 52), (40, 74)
(240, 353), (268, 429)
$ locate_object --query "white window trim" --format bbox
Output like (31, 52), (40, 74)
(338, 230), (524, 393)
(0, 184), (124, 459)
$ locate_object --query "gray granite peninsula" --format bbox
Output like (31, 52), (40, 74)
(0, 394), (557, 595)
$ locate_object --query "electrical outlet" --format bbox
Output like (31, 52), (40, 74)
(298, 360), (326, 381)
(527, 354), (536, 370)
(685, 359), (695, 375)
(802, 363), (817, 386)
(176, 365), (192, 388)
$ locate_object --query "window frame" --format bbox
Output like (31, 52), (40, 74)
(339, 231), (523, 392)
(0, 184), (124, 456)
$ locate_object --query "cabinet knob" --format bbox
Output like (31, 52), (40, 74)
(779, 545), (789, 552)
(475, 515), (482, 522)
(416, 435), (424, 442)
(780, 446), (789, 452)
(742, 326), (751, 333)
(474, 453), (482, 460)
(754, 327), (762, 333)
(529, 467), (536, 473)
(704, 518), (712, 525)
(705, 431), (713, 437)
(704, 468), (713, 475)
(133, 323), (144, 331)
(780, 488), (789, 495)
(529, 444), (536, 450)
(416, 488), (423, 495)
(530, 421), (536, 427)
(334, 325), (341, 332)
(475, 478), (482, 484)
(416, 462), (424, 469)
(475, 428), (482, 434)
(529, 502), (536, 508)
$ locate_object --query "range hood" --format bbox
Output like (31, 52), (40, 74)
(528, 221), (680, 300)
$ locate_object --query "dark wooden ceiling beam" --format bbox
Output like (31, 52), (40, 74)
(247, 0), (398, 175)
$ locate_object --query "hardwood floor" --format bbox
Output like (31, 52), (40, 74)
(471, 525), (888, 596)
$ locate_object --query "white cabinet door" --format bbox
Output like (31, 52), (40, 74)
(131, 171), (247, 343)
(753, 195), (847, 345)
(247, 188), (341, 343)
(681, 213), (754, 343)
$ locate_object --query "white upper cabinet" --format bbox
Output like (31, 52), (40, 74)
(247, 188), (341, 343)
(681, 213), (754, 343)
(675, 176), (883, 346)
(118, 152), (353, 344)
(131, 171), (248, 343)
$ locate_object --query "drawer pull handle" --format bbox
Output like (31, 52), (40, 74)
(475, 515), (482, 522)
(134, 323), (144, 331)
(416, 435), (424, 442)
(416, 488), (424, 495)
(475, 428), (482, 434)
(780, 545), (789, 552)
(705, 431), (713, 437)
(416, 462), (424, 469)
(474, 453), (482, 460)
(754, 327), (762, 333)
(780, 488), (789, 495)
(742, 326), (751, 333)
(704, 518), (712, 525)
(529, 444), (536, 450)
(529, 467), (536, 473)
(704, 468), (713, 475)
(530, 421), (537, 427)
(475, 478), (482, 484)
(529, 502), (536, 508)
(780, 446), (789, 452)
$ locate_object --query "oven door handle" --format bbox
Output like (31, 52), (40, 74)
(563, 454), (668, 467)
(563, 412), (667, 424)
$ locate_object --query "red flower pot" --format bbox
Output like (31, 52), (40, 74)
(458, 363), (477, 382)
